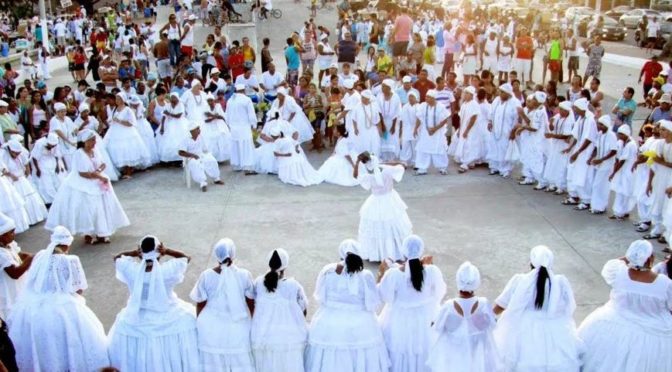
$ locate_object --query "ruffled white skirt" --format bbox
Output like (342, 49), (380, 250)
(380, 305), (433, 372)
(255, 143), (278, 174)
(0, 177), (29, 233)
(579, 303), (672, 372)
(136, 117), (160, 165)
(318, 155), (358, 187)
(306, 306), (389, 372)
(278, 153), (323, 187)
(104, 125), (152, 168)
(45, 180), (130, 237)
(157, 118), (189, 162)
(358, 190), (412, 261)
(290, 113), (315, 144)
(427, 330), (502, 372)
(11, 176), (47, 225)
(201, 122), (231, 163)
(8, 293), (109, 372)
(253, 344), (305, 372)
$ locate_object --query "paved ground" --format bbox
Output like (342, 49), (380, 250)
(13, 2), (663, 329)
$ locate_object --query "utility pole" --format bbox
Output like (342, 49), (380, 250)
(39, 0), (49, 51)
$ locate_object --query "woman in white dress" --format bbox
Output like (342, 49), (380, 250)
(251, 248), (308, 372)
(378, 235), (446, 372)
(318, 125), (360, 186)
(427, 262), (502, 372)
(0, 213), (32, 318)
(157, 92), (190, 163)
(108, 235), (199, 371)
(29, 133), (66, 205)
(305, 239), (389, 372)
(255, 111), (296, 175)
(541, 101), (574, 194)
(377, 80), (402, 161)
(610, 125), (638, 219)
(274, 130), (323, 187)
(74, 103), (120, 182)
(0, 157), (28, 234)
(128, 94), (160, 166)
(497, 35), (513, 83)
(202, 93), (231, 163)
(189, 238), (255, 371)
(49, 102), (77, 169)
(104, 92), (151, 179)
(354, 152), (412, 262)
(454, 86), (483, 173)
(273, 87), (315, 144)
(1, 140), (47, 226)
(579, 240), (672, 372)
(461, 34), (478, 85)
(399, 91), (419, 167)
(493, 245), (581, 372)
(46, 129), (130, 244)
(8, 226), (109, 371)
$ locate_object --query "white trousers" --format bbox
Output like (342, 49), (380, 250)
(638, 200), (652, 222)
(489, 160), (513, 175)
(230, 138), (256, 170)
(590, 166), (611, 211)
(482, 56), (498, 73)
(612, 193), (635, 217)
(188, 154), (220, 187)
(515, 58), (532, 82)
(415, 151), (448, 173)
(399, 139), (416, 165)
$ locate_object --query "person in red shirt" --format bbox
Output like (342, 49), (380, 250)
(228, 43), (245, 80)
(515, 27), (534, 87)
(413, 68), (437, 102)
(639, 54), (663, 99)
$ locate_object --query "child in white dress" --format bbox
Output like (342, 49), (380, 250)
(1, 140), (47, 226)
(0, 213), (32, 319)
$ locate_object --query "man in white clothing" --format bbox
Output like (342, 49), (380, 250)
(178, 123), (224, 192)
(339, 79), (362, 135)
(181, 80), (208, 123)
(564, 98), (598, 210)
(225, 84), (258, 175)
(377, 79), (402, 161)
(414, 89), (451, 175)
(487, 83), (521, 178)
(588, 115), (618, 214)
(260, 63), (283, 102)
(352, 90), (382, 155)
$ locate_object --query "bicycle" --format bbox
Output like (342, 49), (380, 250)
(270, 8), (282, 18)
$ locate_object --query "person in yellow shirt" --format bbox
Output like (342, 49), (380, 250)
(376, 48), (394, 77)
(423, 35), (437, 81)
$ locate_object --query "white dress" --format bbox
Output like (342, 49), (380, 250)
(305, 264), (389, 372)
(45, 149), (130, 237)
(133, 103), (160, 165)
(0, 159), (29, 234)
(579, 259), (672, 372)
(0, 242), (25, 318)
(318, 137), (360, 187)
(427, 297), (503, 372)
(189, 266), (255, 371)
(378, 265), (446, 372)
(48, 116), (77, 168)
(108, 256), (199, 371)
(493, 270), (581, 372)
(104, 106), (152, 169)
(8, 251), (109, 371)
(454, 99), (483, 166)
(202, 103), (232, 162)
(73, 115), (120, 182)
(157, 102), (190, 162)
(352, 102), (382, 156)
(255, 118), (295, 174)
(377, 93), (402, 160)
(251, 276), (308, 372)
(497, 45), (513, 72)
(273, 96), (315, 144)
(358, 165), (412, 262)
(1, 150), (47, 225)
(29, 137), (67, 204)
(275, 137), (323, 187)
(542, 113), (575, 189)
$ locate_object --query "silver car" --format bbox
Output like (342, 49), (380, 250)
(619, 8), (662, 28)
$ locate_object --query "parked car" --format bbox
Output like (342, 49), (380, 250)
(652, 0), (672, 12)
(619, 8), (662, 28)
(565, 6), (594, 21)
(604, 5), (633, 18)
(635, 16), (672, 48)
(578, 15), (627, 40)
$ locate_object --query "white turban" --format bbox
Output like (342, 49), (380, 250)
(530, 245), (554, 269)
(408, 91), (419, 101)
(456, 261), (481, 292)
(598, 115), (613, 130)
(0, 100), (7, 108)
(558, 101), (572, 112)
(78, 103), (90, 112)
(277, 87), (288, 96)
(338, 239), (361, 260)
(343, 79), (355, 89)
(170, 92), (180, 100)
(50, 226), (74, 247)
(206, 92), (215, 100)
(625, 240), (653, 269)
(235, 83), (246, 91)
(46, 133), (59, 146)
(402, 76), (412, 83)
(5, 139), (22, 153)
(267, 248), (289, 271)
(54, 102), (67, 112)
(617, 124), (631, 136)
(573, 98), (589, 111)
(140, 235), (160, 260)
(213, 238), (236, 264)
(191, 80), (202, 88)
(0, 213), (15, 235)
(499, 83), (513, 96)
(365, 154), (383, 186)
(78, 129), (96, 142)
(534, 91), (547, 103)
(463, 86), (476, 95)
(361, 90), (373, 100)
(402, 234), (424, 260)
(659, 119), (672, 132)
(382, 79), (395, 89)
(426, 89), (438, 99)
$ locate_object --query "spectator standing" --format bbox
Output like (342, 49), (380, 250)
(639, 54), (663, 100)
(612, 87), (637, 129)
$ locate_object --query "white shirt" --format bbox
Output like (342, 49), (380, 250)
(261, 71), (282, 96)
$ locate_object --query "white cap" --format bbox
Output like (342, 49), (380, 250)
(206, 92), (215, 100)
(277, 87), (288, 96)
(128, 95), (141, 105)
(78, 129), (96, 142)
(573, 98), (589, 111)
(54, 102), (67, 112)
(426, 89), (438, 99)
(211, 68), (220, 75)
(597, 114), (612, 129)
(402, 76), (412, 83)
(361, 90), (373, 100)
(188, 14), (197, 20)
(46, 133), (59, 146)
(5, 139), (22, 153)
(558, 101), (572, 112)
(382, 79), (395, 89)
(330, 62), (338, 69)
(534, 91), (547, 103)
(0, 100), (7, 107)
(78, 103), (90, 112)
(499, 83), (513, 96)
(408, 91), (419, 101)
(617, 124), (631, 136)
(660, 119), (672, 132)
(463, 86), (476, 95)
(235, 83), (246, 91)
(660, 93), (672, 104)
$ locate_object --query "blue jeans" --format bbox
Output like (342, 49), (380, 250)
(169, 40), (181, 66)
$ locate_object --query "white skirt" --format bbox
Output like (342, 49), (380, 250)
(104, 125), (152, 168)
(8, 293), (109, 372)
(454, 130), (484, 166)
(230, 138), (257, 170)
(157, 118), (190, 162)
(427, 330), (502, 372)
(380, 304), (434, 372)
(497, 56), (512, 73)
(358, 190), (412, 261)
(318, 156), (358, 187)
(11, 176), (47, 225)
(255, 143), (279, 174)
(0, 177), (29, 233)
(306, 307), (389, 372)
(45, 181), (130, 237)
(136, 118), (160, 165)
(253, 344), (305, 372)
(462, 56), (477, 75)
(278, 153), (323, 187)
(290, 114), (315, 144)
(201, 122), (231, 163)
(94, 138), (120, 182)
(542, 148), (569, 187)
(579, 304), (672, 372)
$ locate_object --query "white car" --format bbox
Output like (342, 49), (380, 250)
(619, 8), (662, 28)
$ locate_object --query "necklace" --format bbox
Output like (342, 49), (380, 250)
(493, 99), (510, 140)
(424, 104), (437, 131)
(364, 105), (374, 129)
(194, 93), (203, 105)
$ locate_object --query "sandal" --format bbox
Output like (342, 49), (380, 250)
(84, 235), (94, 245)
(92, 237), (111, 245)
(643, 234), (661, 240)
(561, 198), (579, 205)
(663, 247), (672, 254)
(659, 236), (668, 245)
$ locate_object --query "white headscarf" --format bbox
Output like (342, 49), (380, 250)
(402, 234), (424, 260)
(267, 248), (289, 272)
(24, 226), (83, 295)
(123, 235), (170, 323)
(456, 261), (481, 292)
(211, 238), (249, 320)
(366, 154), (383, 187)
(625, 240), (653, 270)
(337, 239), (362, 296)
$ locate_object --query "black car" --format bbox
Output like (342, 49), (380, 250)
(578, 16), (627, 40)
(604, 5), (633, 18)
(635, 19), (672, 49)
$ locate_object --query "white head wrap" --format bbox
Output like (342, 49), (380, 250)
(210, 238), (249, 320)
(78, 129), (96, 142)
(402, 76), (412, 83)
(382, 79), (395, 89)
(235, 83), (246, 91)
(617, 124), (631, 136)
(659, 119), (672, 132)
(408, 91), (419, 101)
(191, 80), (202, 89)
(54, 102), (66, 112)
(573, 98), (589, 111)
(534, 91), (547, 103)
(338, 238), (361, 260)
(361, 90), (373, 100)
(456, 261), (481, 292)
(170, 92), (180, 100)
(625, 240), (653, 269)
(213, 238), (236, 265)
(335, 239), (364, 297)
(558, 101), (572, 112)
(598, 115), (613, 130)
(499, 83), (513, 96)
(206, 92), (215, 100)
(78, 103), (90, 112)
(0, 100), (7, 108)
(526, 93), (535, 102)
(5, 139), (22, 153)
(530, 245), (554, 269)
(127, 95), (141, 106)
(365, 154), (383, 187)
(116, 92), (128, 104)
(402, 235), (424, 260)
(0, 213), (15, 235)
(426, 89), (438, 99)
(46, 133), (59, 146)
(463, 86), (476, 95)
(277, 87), (288, 96)
(267, 248), (289, 272)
